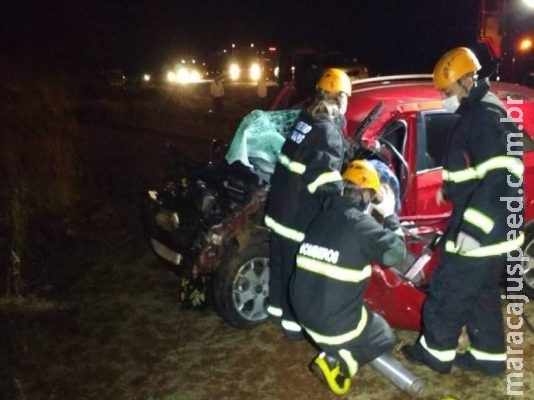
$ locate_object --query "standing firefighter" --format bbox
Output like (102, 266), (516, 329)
(264, 68), (352, 340)
(210, 75), (224, 111)
(402, 47), (524, 375)
(290, 160), (406, 395)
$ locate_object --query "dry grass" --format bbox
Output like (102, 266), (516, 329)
(1, 76), (533, 400)
(0, 79), (82, 297)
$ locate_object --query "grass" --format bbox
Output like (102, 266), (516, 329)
(1, 78), (82, 298)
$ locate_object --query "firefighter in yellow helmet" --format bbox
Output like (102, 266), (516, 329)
(290, 160), (406, 395)
(402, 47), (524, 376)
(264, 68), (353, 340)
(316, 67), (352, 97)
(432, 47), (482, 112)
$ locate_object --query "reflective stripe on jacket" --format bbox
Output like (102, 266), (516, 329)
(265, 111), (346, 236)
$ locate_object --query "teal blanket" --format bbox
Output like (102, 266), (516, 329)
(225, 109), (302, 183)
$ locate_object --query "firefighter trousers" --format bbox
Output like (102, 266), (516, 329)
(318, 312), (396, 377)
(416, 252), (506, 372)
(267, 232), (302, 339)
(267, 232), (303, 339)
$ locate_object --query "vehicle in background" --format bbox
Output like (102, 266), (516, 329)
(313, 51), (369, 79)
(166, 59), (207, 85)
(275, 48), (369, 104)
(98, 69), (127, 87)
(478, 0), (534, 83)
(126, 70), (154, 87)
(226, 58), (263, 82)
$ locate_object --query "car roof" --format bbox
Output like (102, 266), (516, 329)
(345, 74), (534, 139)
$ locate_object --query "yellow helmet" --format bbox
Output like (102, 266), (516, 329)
(342, 160), (380, 192)
(433, 47), (481, 90)
(316, 68), (352, 96)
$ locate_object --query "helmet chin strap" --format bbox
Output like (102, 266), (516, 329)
(353, 196), (370, 211)
(459, 73), (476, 97)
(343, 188), (372, 211)
(459, 81), (470, 95)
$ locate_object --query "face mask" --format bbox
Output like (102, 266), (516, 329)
(442, 94), (460, 113)
(339, 94), (348, 115)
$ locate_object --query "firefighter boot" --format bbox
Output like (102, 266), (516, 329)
(401, 345), (451, 374)
(454, 352), (505, 376)
(310, 352), (351, 395)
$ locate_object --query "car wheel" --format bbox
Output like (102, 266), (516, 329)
(520, 227), (534, 298)
(213, 241), (270, 328)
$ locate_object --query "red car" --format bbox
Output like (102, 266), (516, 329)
(146, 75), (534, 329)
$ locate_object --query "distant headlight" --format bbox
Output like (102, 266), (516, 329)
(177, 67), (190, 83)
(519, 38), (533, 52)
(229, 63), (240, 81)
(167, 71), (177, 83)
(174, 67), (202, 84)
(249, 62), (261, 81)
(143, 74), (151, 82)
(189, 69), (202, 82)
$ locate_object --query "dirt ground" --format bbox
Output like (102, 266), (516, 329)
(1, 81), (534, 400)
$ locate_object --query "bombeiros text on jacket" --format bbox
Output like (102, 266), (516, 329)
(299, 242), (340, 264)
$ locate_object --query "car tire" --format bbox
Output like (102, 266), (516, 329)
(213, 241), (270, 329)
(520, 227), (534, 298)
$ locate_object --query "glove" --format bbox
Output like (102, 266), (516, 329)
(455, 231), (480, 252)
(371, 184), (396, 218)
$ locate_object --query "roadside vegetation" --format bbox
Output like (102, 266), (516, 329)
(1, 73), (81, 299)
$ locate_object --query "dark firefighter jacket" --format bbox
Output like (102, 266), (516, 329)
(289, 195), (405, 341)
(442, 78), (524, 257)
(264, 111), (348, 242)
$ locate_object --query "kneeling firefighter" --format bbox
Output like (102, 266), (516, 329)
(289, 160), (407, 395)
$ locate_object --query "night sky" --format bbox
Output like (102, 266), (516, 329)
(1, 1), (485, 76)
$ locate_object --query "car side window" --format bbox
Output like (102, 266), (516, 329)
(381, 120), (407, 153)
(379, 120), (408, 187)
(417, 112), (459, 172)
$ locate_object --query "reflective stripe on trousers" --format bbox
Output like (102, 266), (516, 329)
(304, 308), (368, 346)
